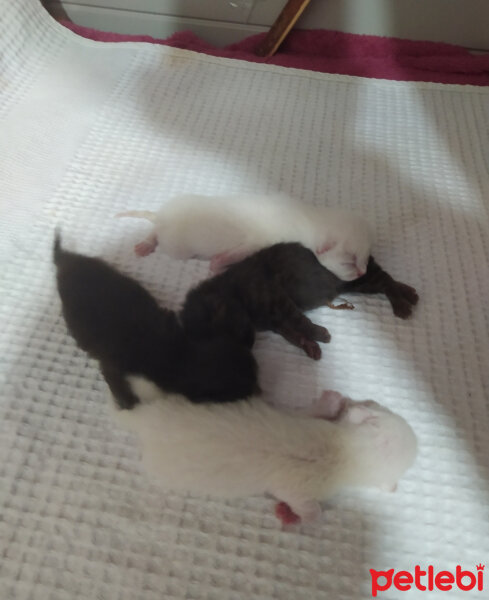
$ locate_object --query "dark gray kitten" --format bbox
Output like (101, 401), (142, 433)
(181, 243), (418, 359)
(53, 234), (259, 409)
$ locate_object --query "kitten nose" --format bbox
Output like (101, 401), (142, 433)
(356, 267), (366, 277)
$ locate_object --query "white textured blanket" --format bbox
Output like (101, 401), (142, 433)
(1, 2), (489, 599)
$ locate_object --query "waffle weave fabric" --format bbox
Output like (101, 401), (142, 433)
(1, 2), (488, 599)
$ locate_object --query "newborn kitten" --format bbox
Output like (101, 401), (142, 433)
(117, 193), (371, 281)
(113, 378), (417, 524)
(53, 234), (258, 408)
(181, 242), (419, 360)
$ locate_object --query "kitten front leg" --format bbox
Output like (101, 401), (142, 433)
(339, 256), (419, 319)
(384, 282), (419, 319)
(310, 390), (349, 419)
(286, 390), (349, 420)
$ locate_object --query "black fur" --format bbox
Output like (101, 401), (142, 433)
(54, 234), (259, 409)
(181, 243), (419, 360)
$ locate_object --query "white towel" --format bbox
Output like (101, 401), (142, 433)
(1, 2), (488, 598)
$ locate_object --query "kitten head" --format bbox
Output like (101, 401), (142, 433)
(316, 216), (372, 281)
(341, 399), (418, 490)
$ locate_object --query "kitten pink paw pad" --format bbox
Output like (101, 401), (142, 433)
(275, 502), (301, 525)
(313, 390), (348, 420)
(134, 241), (156, 257)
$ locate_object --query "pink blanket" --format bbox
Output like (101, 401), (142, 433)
(62, 21), (489, 86)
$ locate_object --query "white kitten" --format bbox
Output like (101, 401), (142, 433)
(117, 193), (371, 281)
(112, 378), (417, 523)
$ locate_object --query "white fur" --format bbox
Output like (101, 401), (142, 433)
(112, 378), (417, 522)
(117, 193), (372, 281)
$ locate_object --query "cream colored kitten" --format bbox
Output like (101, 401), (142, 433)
(117, 193), (371, 281)
(112, 378), (416, 523)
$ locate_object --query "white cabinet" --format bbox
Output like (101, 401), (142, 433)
(44, 1), (489, 50)
(44, 1), (267, 46)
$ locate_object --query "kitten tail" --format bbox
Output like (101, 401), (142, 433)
(115, 210), (157, 223)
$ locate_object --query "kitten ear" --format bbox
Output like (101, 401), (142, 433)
(316, 240), (337, 255)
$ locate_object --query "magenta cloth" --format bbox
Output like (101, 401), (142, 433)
(62, 21), (489, 86)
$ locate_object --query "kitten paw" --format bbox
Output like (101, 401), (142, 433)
(312, 324), (331, 343)
(134, 240), (157, 257)
(275, 502), (301, 525)
(275, 500), (321, 525)
(396, 282), (419, 305)
(388, 295), (415, 319)
(390, 298), (412, 319)
(320, 390), (343, 403)
(300, 338), (322, 360)
(386, 282), (419, 318)
(313, 390), (348, 419)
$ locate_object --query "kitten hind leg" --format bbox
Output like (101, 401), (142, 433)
(275, 501), (300, 525)
(134, 233), (158, 257)
(271, 293), (331, 359)
(274, 496), (321, 525)
(277, 322), (328, 360)
(100, 363), (140, 410)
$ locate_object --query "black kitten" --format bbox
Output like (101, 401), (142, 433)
(53, 234), (259, 409)
(181, 242), (418, 360)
